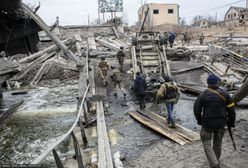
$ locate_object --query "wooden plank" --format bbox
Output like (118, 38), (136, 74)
(171, 65), (204, 75)
(74, 34), (82, 56)
(112, 27), (120, 39)
(87, 36), (97, 50)
(97, 101), (114, 168)
(18, 38), (71, 64)
(177, 84), (204, 95)
(95, 36), (119, 51)
(137, 110), (200, 141)
(128, 111), (189, 145)
(14, 51), (56, 81)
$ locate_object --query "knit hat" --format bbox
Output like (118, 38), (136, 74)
(163, 75), (172, 82)
(207, 74), (220, 85)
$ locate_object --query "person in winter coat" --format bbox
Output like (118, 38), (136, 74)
(134, 72), (147, 109)
(156, 75), (180, 128)
(194, 74), (236, 168)
(168, 32), (175, 48)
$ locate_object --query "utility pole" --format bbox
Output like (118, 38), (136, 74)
(88, 14), (90, 25)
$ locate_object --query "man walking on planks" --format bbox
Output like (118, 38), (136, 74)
(134, 72), (147, 109)
(97, 57), (109, 86)
(116, 46), (125, 72)
(194, 74), (236, 168)
(110, 66), (126, 97)
(156, 75), (180, 128)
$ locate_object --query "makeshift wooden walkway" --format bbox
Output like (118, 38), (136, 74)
(128, 109), (200, 145)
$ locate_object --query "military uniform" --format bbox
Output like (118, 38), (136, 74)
(110, 68), (122, 96)
(97, 60), (109, 86)
(117, 50), (125, 72)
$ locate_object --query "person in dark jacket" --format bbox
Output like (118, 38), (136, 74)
(168, 32), (175, 48)
(194, 74), (236, 168)
(134, 72), (147, 109)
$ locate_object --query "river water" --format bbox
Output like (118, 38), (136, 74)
(0, 84), (78, 164)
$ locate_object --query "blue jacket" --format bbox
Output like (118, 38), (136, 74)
(134, 76), (147, 95)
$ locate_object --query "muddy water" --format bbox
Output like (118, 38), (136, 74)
(0, 84), (78, 164)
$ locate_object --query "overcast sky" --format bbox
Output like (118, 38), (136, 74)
(22, 0), (247, 25)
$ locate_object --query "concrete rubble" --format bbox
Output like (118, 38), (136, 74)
(0, 1), (248, 168)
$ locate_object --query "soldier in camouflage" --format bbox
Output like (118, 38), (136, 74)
(117, 46), (125, 72)
(97, 57), (109, 86)
(110, 66), (125, 97)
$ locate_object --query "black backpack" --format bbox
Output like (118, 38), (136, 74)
(164, 84), (178, 100)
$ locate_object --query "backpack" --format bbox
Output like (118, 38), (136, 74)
(164, 83), (178, 100)
(112, 69), (122, 82)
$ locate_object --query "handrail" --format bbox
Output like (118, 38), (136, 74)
(31, 84), (90, 164)
(31, 40), (90, 165)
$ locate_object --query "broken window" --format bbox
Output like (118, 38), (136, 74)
(153, 9), (159, 14)
(242, 14), (245, 19)
(168, 9), (174, 14)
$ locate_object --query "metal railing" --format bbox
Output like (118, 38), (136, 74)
(208, 44), (248, 69)
(31, 47), (91, 168)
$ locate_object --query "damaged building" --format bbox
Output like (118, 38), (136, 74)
(138, 3), (179, 30)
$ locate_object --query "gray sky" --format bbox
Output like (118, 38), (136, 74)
(23, 0), (247, 25)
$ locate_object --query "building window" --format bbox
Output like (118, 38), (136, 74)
(168, 9), (174, 14)
(153, 9), (159, 14)
(234, 13), (236, 17)
(203, 21), (205, 25)
(228, 14), (230, 19)
(242, 14), (245, 19)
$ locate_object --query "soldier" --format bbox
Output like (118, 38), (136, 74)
(199, 33), (205, 45)
(184, 32), (188, 45)
(163, 32), (168, 48)
(97, 57), (109, 86)
(194, 74), (236, 168)
(110, 66), (126, 97)
(156, 75), (180, 128)
(117, 46), (125, 72)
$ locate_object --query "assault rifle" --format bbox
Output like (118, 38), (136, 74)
(226, 117), (236, 151)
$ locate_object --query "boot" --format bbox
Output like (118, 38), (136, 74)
(169, 122), (176, 128)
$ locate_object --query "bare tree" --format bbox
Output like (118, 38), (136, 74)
(191, 15), (203, 26)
